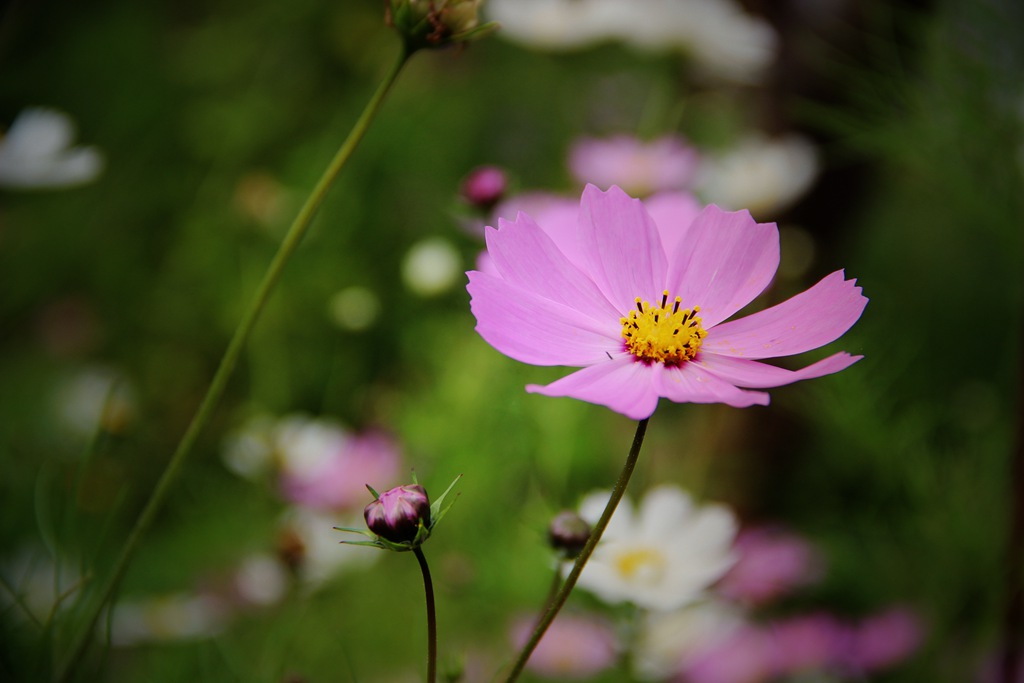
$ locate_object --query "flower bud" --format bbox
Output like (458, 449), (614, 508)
(548, 510), (591, 559)
(364, 484), (431, 544)
(460, 165), (508, 212)
(386, 0), (493, 50)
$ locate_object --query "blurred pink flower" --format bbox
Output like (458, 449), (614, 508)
(278, 426), (402, 512)
(569, 135), (700, 197)
(681, 624), (776, 683)
(845, 606), (924, 672)
(461, 165), (509, 210)
(467, 184), (867, 419)
(510, 613), (618, 679)
(718, 526), (823, 606)
(768, 613), (850, 675)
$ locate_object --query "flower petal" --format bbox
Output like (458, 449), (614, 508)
(697, 352), (862, 388)
(493, 193), (585, 268)
(643, 191), (703, 259)
(665, 205), (779, 327)
(577, 184), (668, 313)
(653, 363), (770, 408)
(485, 212), (621, 321)
(704, 270), (867, 359)
(468, 271), (620, 366)
(578, 489), (635, 540)
(527, 356), (660, 420)
(637, 486), (695, 539)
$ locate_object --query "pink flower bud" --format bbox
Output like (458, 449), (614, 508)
(364, 484), (430, 544)
(460, 165), (508, 211)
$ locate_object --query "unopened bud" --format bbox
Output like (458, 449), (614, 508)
(337, 475), (461, 551)
(460, 165), (508, 211)
(364, 484), (431, 544)
(386, 0), (494, 50)
(548, 511), (591, 559)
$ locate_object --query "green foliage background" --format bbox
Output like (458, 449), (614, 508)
(1, 0), (1022, 681)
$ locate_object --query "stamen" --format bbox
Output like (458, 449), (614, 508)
(620, 291), (706, 366)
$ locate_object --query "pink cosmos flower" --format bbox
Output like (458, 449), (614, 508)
(278, 429), (402, 512)
(510, 613), (618, 679)
(768, 613), (850, 675)
(681, 624), (777, 683)
(467, 184), (867, 420)
(569, 135), (700, 197)
(844, 606), (924, 672)
(718, 526), (823, 606)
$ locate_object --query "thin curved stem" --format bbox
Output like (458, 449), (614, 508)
(54, 45), (414, 683)
(414, 547), (437, 683)
(502, 418), (650, 683)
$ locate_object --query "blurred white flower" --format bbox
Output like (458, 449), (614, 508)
(233, 553), (289, 607)
(221, 414), (277, 480)
(632, 601), (745, 680)
(110, 593), (228, 646)
(401, 237), (462, 296)
(486, 0), (777, 83)
(0, 107), (104, 189)
(328, 286), (381, 331)
(274, 414), (350, 481)
(222, 413), (402, 512)
(696, 133), (819, 218)
(280, 507), (378, 588)
(0, 547), (84, 625)
(54, 366), (136, 437)
(574, 485), (737, 610)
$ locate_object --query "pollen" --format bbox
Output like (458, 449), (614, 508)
(620, 290), (707, 366)
(614, 546), (667, 583)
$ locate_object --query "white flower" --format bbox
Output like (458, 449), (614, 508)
(0, 547), (84, 624)
(54, 365), (136, 437)
(281, 507), (377, 588)
(696, 133), (819, 218)
(486, 0), (777, 83)
(574, 485), (737, 610)
(109, 593), (228, 646)
(0, 107), (103, 189)
(223, 413), (348, 482)
(632, 601), (745, 680)
(274, 414), (349, 480)
(221, 414), (277, 480)
(233, 553), (289, 607)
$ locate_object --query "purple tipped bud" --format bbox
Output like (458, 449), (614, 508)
(548, 511), (591, 559)
(460, 165), (508, 211)
(364, 484), (431, 544)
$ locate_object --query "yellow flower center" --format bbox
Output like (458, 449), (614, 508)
(614, 546), (667, 583)
(621, 290), (707, 366)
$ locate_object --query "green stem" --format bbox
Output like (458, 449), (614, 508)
(503, 418), (650, 683)
(538, 562), (564, 616)
(53, 45), (414, 683)
(414, 547), (437, 683)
